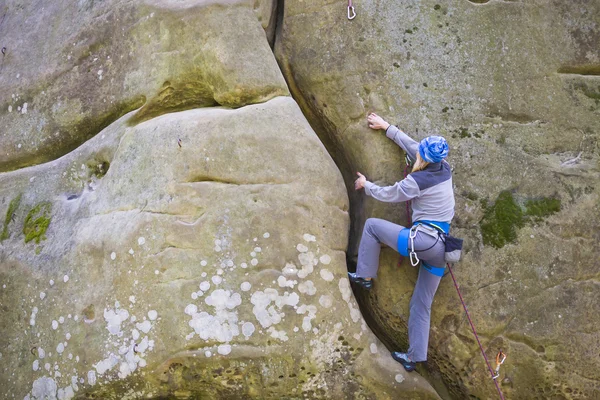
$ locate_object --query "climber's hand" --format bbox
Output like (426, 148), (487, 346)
(367, 113), (390, 131)
(354, 172), (367, 190)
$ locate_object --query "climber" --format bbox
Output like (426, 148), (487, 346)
(348, 112), (455, 372)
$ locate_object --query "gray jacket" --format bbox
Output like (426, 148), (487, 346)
(364, 125), (455, 223)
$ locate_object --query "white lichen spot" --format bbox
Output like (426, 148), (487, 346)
(302, 316), (313, 332)
(395, 374), (405, 383)
(138, 237), (146, 246)
(52, 320), (59, 330)
(110, 252), (116, 260)
(217, 344), (231, 355)
(319, 269), (334, 282)
(40, 292), (46, 300)
(7, 105), (12, 113)
(148, 310), (158, 321)
(33, 359), (40, 371)
(240, 262), (248, 269)
(128, 248), (134, 255)
(87, 370), (97, 386)
(204, 350), (212, 357)
(370, 343), (378, 354)
(282, 263), (298, 276)
(199, 281), (210, 291)
(242, 322), (255, 338)
(31, 377), (58, 399)
(136, 320), (152, 334)
(63, 275), (69, 283)
(58, 316), (65, 324)
(268, 327), (289, 341)
(30, 307), (39, 326)
(56, 343), (65, 354)
(298, 280), (317, 296)
(211, 276), (222, 285)
(303, 233), (316, 242)
(129, 296), (136, 304)
(319, 255), (332, 265)
(200, 260), (207, 267)
(49, 279), (54, 286)
(250, 258), (258, 266)
(240, 282), (251, 292)
(296, 244), (308, 253)
(104, 304), (129, 335)
(277, 276), (297, 288)
(263, 232), (270, 238)
(154, 270), (159, 275)
(338, 278), (352, 302)
(38, 348), (45, 359)
(185, 304), (198, 315)
(94, 354), (119, 375)
(318, 295), (333, 308)
(21, 102), (28, 114)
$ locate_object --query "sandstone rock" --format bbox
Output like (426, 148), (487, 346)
(0, 96), (439, 399)
(0, 2), (441, 398)
(0, 0), (286, 172)
(276, 1), (600, 398)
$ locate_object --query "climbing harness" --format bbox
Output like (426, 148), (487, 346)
(408, 224), (440, 266)
(347, 0), (356, 20)
(447, 264), (507, 400)
(492, 350), (507, 380)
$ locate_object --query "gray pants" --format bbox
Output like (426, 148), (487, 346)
(356, 218), (444, 362)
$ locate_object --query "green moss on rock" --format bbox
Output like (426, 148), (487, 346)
(1, 194), (22, 241)
(480, 190), (523, 248)
(525, 197), (561, 220)
(23, 202), (52, 244)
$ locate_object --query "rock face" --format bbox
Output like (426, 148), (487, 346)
(276, 1), (600, 399)
(0, 1), (440, 399)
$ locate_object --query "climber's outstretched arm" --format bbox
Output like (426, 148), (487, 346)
(367, 113), (418, 161)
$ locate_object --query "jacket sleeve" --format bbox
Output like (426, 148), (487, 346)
(364, 175), (420, 203)
(386, 125), (419, 162)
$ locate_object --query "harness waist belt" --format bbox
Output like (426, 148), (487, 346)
(397, 220), (451, 258)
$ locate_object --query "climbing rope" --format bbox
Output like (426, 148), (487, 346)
(447, 263), (506, 400)
(397, 158), (411, 267)
(347, 0), (356, 20)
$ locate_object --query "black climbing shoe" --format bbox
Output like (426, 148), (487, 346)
(347, 272), (373, 290)
(391, 352), (416, 372)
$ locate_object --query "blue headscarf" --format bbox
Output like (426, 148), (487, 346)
(418, 136), (449, 163)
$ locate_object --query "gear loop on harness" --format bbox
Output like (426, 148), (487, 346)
(347, 0), (356, 20)
(408, 225), (420, 266)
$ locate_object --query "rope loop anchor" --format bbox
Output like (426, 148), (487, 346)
(348, 6), (356, 20)
(347, 0), (356, 20)
(492, 350), (507, 380)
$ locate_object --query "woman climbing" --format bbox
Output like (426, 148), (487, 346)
(348, 112), (455, 372)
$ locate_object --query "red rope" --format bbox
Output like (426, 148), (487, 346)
(398, 163), (411, 267)
(446, 263), (506, 400)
